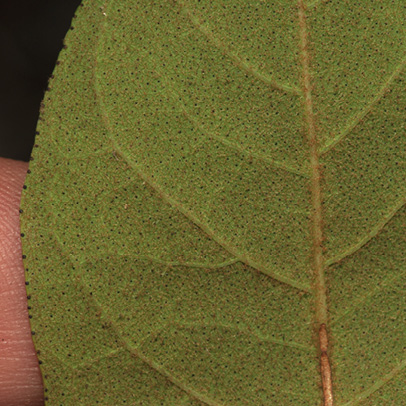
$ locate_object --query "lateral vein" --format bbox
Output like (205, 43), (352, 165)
(321, 53), (406, 155)
(148, 321), (313, 352)
(114, 255), (241, 270)
(182, 108), (310, 178)
(93, 11), (311, 294)
(76, 276), (225, 406)
(112, 143), (310, 293)
(307, 0), (329, 9)
(342, 358), (406, 406)
(178, 0), (301, 95)
(326, 197), (406, 267)
(331, 268), (405, 327)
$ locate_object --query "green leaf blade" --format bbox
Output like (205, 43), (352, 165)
(21, 0), (406, 404)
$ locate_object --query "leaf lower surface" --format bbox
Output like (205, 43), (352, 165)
(21, 0), (406, 405)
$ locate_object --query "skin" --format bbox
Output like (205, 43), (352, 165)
(0, 158), (44, 405)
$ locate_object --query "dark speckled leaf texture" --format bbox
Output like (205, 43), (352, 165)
(21, 0), (406, 405)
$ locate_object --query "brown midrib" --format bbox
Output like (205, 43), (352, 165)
(298, 1), (333, 406)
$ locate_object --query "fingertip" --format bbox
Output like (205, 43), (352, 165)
(0, 157), (44, 405)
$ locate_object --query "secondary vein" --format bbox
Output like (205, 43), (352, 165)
(307, 0), (328, 10)
(77, 276), (225, 406)
(321, 53), (406, 155)
(178, 0), (301, 95)
(181, 107), (310, 178)
(93, 2), (311, 294)
(148, 322), (313, 352)
(112, 142), (310, 293)
(326, 197), (406, 267)
(342, 358), (406, 406)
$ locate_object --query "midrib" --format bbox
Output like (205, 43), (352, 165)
(298, 1), (333, 405)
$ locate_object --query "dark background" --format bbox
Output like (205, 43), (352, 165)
(0, 0), (82, 161)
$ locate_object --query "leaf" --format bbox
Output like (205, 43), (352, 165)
(21, 0), (406, 404)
